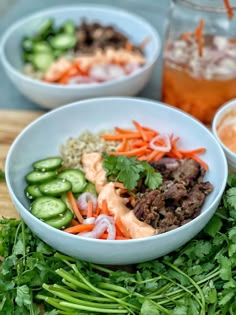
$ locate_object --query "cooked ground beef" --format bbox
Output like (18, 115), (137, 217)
(133, 158), (213, 234)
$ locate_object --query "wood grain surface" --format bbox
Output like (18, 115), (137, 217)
(0, 109), (43, 218)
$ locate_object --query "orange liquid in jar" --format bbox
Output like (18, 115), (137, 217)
(162, 35), (236, 125)
(217, 109), (236, 153)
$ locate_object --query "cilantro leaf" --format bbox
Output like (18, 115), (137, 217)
(102, 153), (162, 190)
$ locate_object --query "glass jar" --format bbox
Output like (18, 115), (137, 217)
(161, 0), (236, 124)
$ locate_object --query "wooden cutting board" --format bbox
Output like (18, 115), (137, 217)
(0, 109), (43, 218)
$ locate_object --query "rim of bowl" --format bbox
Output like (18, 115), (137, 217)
(0, 4), (161, 90)
(212, 98), (236, 158)
(5, 97), (228, 244)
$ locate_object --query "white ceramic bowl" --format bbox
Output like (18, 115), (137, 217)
(0, 5), (161, 109)
(212, 98), (236, 172)
(5, 97), (228, 265)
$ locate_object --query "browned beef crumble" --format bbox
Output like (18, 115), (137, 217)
(133, 158), (213, 234)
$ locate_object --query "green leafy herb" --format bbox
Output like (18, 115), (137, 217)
(0, 170), (5, 182)
(1, 174), (236, 314)
(102, 153), (162, 190)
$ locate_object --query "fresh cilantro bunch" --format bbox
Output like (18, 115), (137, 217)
(102, 153), (162, 190)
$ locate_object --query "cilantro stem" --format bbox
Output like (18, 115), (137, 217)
(53, 284), (112, 302)
(71, 263), (138, 314)
(164, 261), (206, 315)
(36, 295), (73, 312)
(59, 301), (129, 313)
(43, 284), (121, 309)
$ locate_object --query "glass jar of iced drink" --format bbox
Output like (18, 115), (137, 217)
(162, 0), (236, 124)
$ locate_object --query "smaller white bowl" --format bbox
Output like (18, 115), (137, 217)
(212, 99), (236, 172)
(0, 5), (161, 109)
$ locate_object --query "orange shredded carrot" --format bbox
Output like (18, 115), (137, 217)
(101, 199), (109, 215)
(132, 140), (148, 148)
(108, 147), (149, 157)
(64, 223), (95, 234)
(230, 38), (236, 43)
(71, 219), (79, 226)
(102, 133), (141, 141)
(180, 32), (192, 40)
(139, 36), (151, 49)
(133, 120), (148, 141)
(67, 191), (84, 224)
(189, 154), (209, 170)
(114, 127), (136, 134)
(117, 138), (128, 152)
(115, 217), (131, 239)
(179, 148), (206, 155)
(194, 19), (204, 57)
(224, 0), (234, 20)
(125, 41), (133, 51)
(87, 200), (94, 218)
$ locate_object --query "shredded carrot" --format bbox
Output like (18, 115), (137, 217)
(180, 32), (192, 41)
(102, 133), (141, 141)
(67, 191), (84, 224)
(117, 138), (128, 152)
(189, 154), (209, 170)
(115, 217), (131, 239)
(139, 36), (151, 49)
(87, 200), (94, 218)
(229, 38), (236, 43)
(224, 0), (234, 20)
(133, 120), (148, 141)
(194, 19), (204, 57)
(71, 219), (79, 226)
(102, 121), (209, 168)
(101, 199), (109, 215)
(64, 223), (95, 234)
(125, 41), (133, 51)
(108, 147), (149, 157)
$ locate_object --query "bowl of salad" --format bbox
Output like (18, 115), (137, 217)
(5, 97), (228, 265)
(0, 5), (161, 109)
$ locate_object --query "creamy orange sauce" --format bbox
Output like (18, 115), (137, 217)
(82, 153), (157, 239)
(82, 152), (107, 193)
(98, 183), (157, 239)
(217, 109), (236, 153)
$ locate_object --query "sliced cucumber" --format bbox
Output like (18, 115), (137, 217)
(58, 169), (87, 193)
(61, 21), (76, 34)
(32, 52), (54, 72)
(44, 209), (73, 229)
(33, 157), (63, 171)
(83, 182), (97, 195)
(33, 42), (52, 53)
(50, 33), (77, 50)
(25, 170), (57, 184)
(25, 184), (43, 199)
(22, 37), (34, 52)
(38, 18), (54, 39)
(39, 178), (72, 196)
(31, 196), (66, 219)
(61, 193), (73, 212)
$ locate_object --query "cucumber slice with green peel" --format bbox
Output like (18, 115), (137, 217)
(39, 178), (72, 196)
(58, 169), (87, 193)
(44, 209), (73, 229)
(25, 184), (43, 199)
(25, 170), (57, 184)
(32, 52), (54, 71)
(38, 18), (54, 39)
(33, 157), (63, 171)
(50, 33), (77, 50)
(83, 182), (97, 195)
(33, 42), (52, 53)
(31, 196), (66, 219)
(61, 193), (73, 212)
(61, 21), (76, 34)
(22, 38), (34, 52)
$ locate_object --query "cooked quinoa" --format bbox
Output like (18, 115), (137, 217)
(60, 130), (118, 170)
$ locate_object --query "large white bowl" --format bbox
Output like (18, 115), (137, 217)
(0, 5), (161, 109)
(5, 97), (228, 265)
